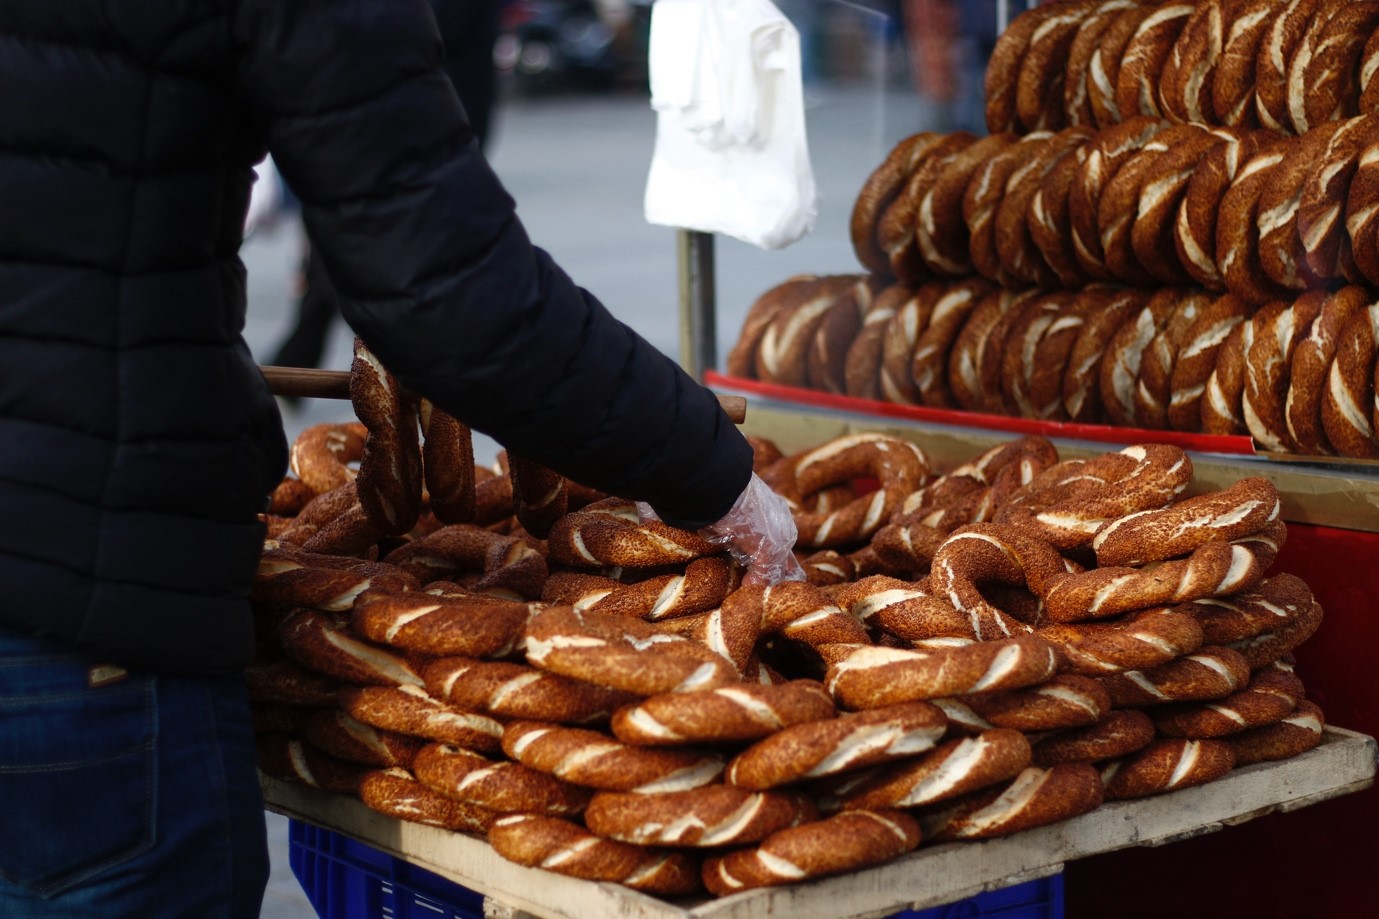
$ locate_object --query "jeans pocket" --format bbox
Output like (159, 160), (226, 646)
(0, 657), (156, 896)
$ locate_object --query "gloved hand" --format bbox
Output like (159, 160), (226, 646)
(699, 472), (806, 586)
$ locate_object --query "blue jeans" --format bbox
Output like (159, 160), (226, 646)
(0, 629), (268, 918)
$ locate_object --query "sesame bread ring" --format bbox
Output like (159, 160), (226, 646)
(1158, 0), (1228, 126)
(1223, 597), (1323, 668)
(546, 498), (716, 568)
(339, 684), (504, 753)
(1167, 293), (1252, 432)
(1320, 301), (1379, 458)
(1015, 1), (1098, 133)
(1029, 141), (1093, 289)
(928, 524), (1063, 640)
(524, 606), (740, 695)
(757, 276), (867, 388)
(1131, 131), (1229, 285)
(1243, 295), (1326, 451)
(412, 743), (592, 815)
(1133, 289), (1215, 429)
(755, 581), (871, 648)
(1097, 125), (1202, 285)
(423, 656), (638, 725)
(1037, 607), (1204, 675)
(289, 422), (368, 496)
(360, 767), (498, 834)
(1227, 698), (1325, 765)
(350, 338), (423, 536)
(304, 708), (425, 768)
(916, 133), (1016, 276)
(1258, 128), (1348, 293)
(822, 636), (1059, 711)
(1200, 316), (1255, 435)
(996, 127), (1095, 289)
(947, 288), (1031, 413)
(1299, 118), (1379, 287)
(255, 733), (369, 794)
(507, 454), (566, 539)
(610, 680), (836, 747)
(417, 401), (475, 525)
(586, 785), (818, 848)
(1026, 290), (1102, 421)
(1098, 288), (1181, 427)
(280, 609), (424, 688)
(726, 275), (819, 379)
(253, 545), (417, 611)
(965, 132), (1055, 287)
(1031, 709), (1156, 767)
(1152, 661), (1307, 738)
(919, 763), (1104, 841)
(246, 659), (340, 707)
(1254, 0), (1326, 133)
(1101, 737), (1236, 799)
(1061, 288), (1145, 423)
(724, 702), (946, 791)
(384, 524), (547, 597)
(1064, 1), (1139, 126)
(833, 576), (961, 640)
(1183, 573), (1316, 645)
(1087, 6), (1157, 128)
(546, 557), (733, 623)
(269, 476), (317, 517)
(502, 721), (724, 794)
(488, 814), (701, 896)
(878, 282), (942, 405)
(352, 589), (531, 659)
(851, 134), (940, 277)
(1091, 476), (1281, 568)
(788, 434), (931, 548)
(842, 286), (906, 400)
(703, 809), (920, 897)
(1361, 30), (1379, 114)
(880, 133), (978, 284)
(1096, 646), (1252, 707)
(1217, 139), (1297, 306)
(984, 5), (1057, 133)
(830, 728), (1032, 811)
(1114, 3), (1194, 121)
(1285, 1), (1341, 134)
(934, 674), (1111, 734)
(808, 277), (878, 395)
(999, 292), (1075, 420)
(1174, 127), (1267, 291)
(272, 481), (365, 547)
(1212, 0), (1274, 127)
(912, 279), (993, 409)
(798, 550), (856, 587)
(674, 593), (762, 676)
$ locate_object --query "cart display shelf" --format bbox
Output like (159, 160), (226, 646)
(262, 727), (1375, 919)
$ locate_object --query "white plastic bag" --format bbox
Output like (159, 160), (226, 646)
(643, 0), (818, 250)
(243, 156), (283, 239)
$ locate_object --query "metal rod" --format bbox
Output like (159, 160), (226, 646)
(676, 229), (718, 382)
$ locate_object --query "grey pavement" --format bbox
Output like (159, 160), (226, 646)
(246, 82), (943, 918)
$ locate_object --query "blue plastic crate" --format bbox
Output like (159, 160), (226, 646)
(289, 821), (1062, 919)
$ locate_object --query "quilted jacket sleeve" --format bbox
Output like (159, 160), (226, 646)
(229, 0), (751, 528)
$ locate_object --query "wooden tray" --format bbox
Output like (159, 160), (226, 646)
(263, 727), (1376, 919)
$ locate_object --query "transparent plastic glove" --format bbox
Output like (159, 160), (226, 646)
(699, 473), (806, 586)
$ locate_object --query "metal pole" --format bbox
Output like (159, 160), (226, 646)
(676, 229), (718, 382)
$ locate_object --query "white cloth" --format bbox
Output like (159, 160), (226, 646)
(643, 0), (818, 250)
(243, 156), (283, 239)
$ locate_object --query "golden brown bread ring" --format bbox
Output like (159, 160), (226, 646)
(273, 480), (361, 545)
(1095, 646), (1253, 707)
(488, 814), (702, 895)
(1097, 125), (1205, 285)
(1030, 709), (1156, 766)
(280, 609), (424, 688)
(1096, 289), (1179, 427)
(1087, 5), (1157, 128)
(918, 763), (1104, 841)
(542, 557), (733, 623)
(912, 278), (992, 409)
(828, 728), (1032, 811)
(750, 580), (871, 648)
(502, 721), (724, 793)
(1218, 140), (1298, 306)
(524, 605), (740, 694)
(996, 127), (1095, 289)
(784, 433), (931, 548)
(270, 477), (320, 517)
(984, 5), (1055, 133)
(339, 684), (504, 753)
(1181, 573), (1317, 645)
(1361, 29), (1379, 114)
(933, 674), (1111, 734)
(880, 133), (978, 284)
(1254, 0), (1326, 133)
(1133, 289), (1214, 429)
(350, 337), (423, 536)
(1302, 6), (1379, 135)
(1093, 477), (1281, 568)
(838, 576), (990, 642)
(1131, 130), (1230, 285)
(808, 277), (878, 395)
(1114, 3), (1194, 121)
(822, 636), (1058, 711)
(1152, 661), (1307, 738)
(724, 702), (945, 790)
(916, 133), (1016, 276)
(610, 680), (836, 747)
(843, 284), (908, 400)
(1319, 302), (1379, 458)
(1014, 1), (1097, 133)
(879, 282), (941, 405)
(1243, 295), (1325, 452)
(255, 733), (369, 794)
(289, 422), (368, 497)
(1070, 117), (1171, 280)
(423, 656), (638, 724)
(1029, 142), (1092, 288)
(1227, 698), (1325, 765)
(1167, 292), (1251, 432)
(253, 545), (416, 611)
(726, 275), (820, 379)
(946, 288), (1030, 413)
(1283, 2), (1340, 135)
(1258, 127), (1348, 293)
(1299, 116), (1379, 286)
(757, 276), (867, 388)
(304, 708), (425, 769)
(417, 401), (475, 525)
(703, 810), (920, 897)
(351, 588), (531, 659)
(1174, 128), (1265, 291)
(361, 767), (498, 833)
(1100, 738), (1236, 799)
(965, 131), (1055, 286)
(851, 135), (939, 278)
(926, 523), (1060, 640)
(1037, 607), (1204, 676)
(998, 292), (1073, 420)
(798, 549), (856, 587)
(1158, 0), (1228, 126)
(507, 454), (566, 539)
(546, 497), (716, 568)
(1212, 0), (1274, 128)
(1223, 598), (1323, 669)
(1199, 316), (1254, 435)
(1063, 1), (1139, 127)
(1061, 287), (1145, 423)
(412, 743), (592, 815)
(383, 524), (546, 597)
(587, 785), (818, 848)
(1346, 139), (1379, 286)
(246, 659), (340, 707)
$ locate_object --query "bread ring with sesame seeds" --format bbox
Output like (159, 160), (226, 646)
(1152, 660), (1307, 738)
(915, 133), (1016, 276)
(996, 127), (1094, 289)
(918, 763), (1104, 841)
(1063, 1), (1138, 127)
(422, 656), (638, 724)
(1199, 316), (1255, 435)
(851, 134), (942, 277)
(1243, 296), (1326, 452)
(926, 524), (1063, 641)
(1030, 709), (1156, 767)
(418, 401), (476, 525)
(1175, 128), (1268, 291)
(1300, 116), (1379, 286)
(828, 728), (1032, 811)
(1090, 477), (1281, 568)
(350, 337), (423, 536)
(933, 674), (1111, 734)
(1087, 6), (1156, 128)
(1036, 607), (1204, 676)
(727, 275), (820, 380)
(488, 814), (702, 895)
(1254, 0), (1326, 133)
(947, 288), (1034, 414)
(877, 282), (940, 405)
(502, 721), (724, 794)
(610, 680), (836, 747)
(809, 277), (878, 395)
(361, 767), (498, 833)
(1182, 573), (1316, 646)
(1062, 288), (1146, 423)
(1101, 738), (1236, 799)
(912, 279), (992, 409)
(586, 785), (818, 848)
(1289, 286), (1373, 454)
(756, 276), (869, 388)
(412, 743), (592, 815)
(255, 733), (369, 794)
(1228, 698), (1325, 765)
(289, 422), (368, 496)
(1319, 301), (1379, 458)
(279, 609), (424, 688)
(351, 587), (532, 661)
(1167, 293), (1251, 433)
(545, 498), (717, 569)
(1015, 1), (1097, 133)
(383, 524), (547, 597)
(1223, 596), (1323, 668)
(1098, 288), (1181, 428)
(1134, 289), (1216, 430)
(1131, 131), (1228, 285)
(253, 545), (417, 611)
(1095, 646), (1252, 707)
(965, 132), (1056, 287)
(1217, 139), (1298, 306)
(985, 5), (1056, 133)
(339, 684), (504, 753)
(781, 434), (931, 549)
(1212, 0), (1273, 128)
(880, 133), (978, 284)
(1115, 3), (1194, 121)
(1158, 0), (1228, 126)
(843, 285), (907, 401)
(304, 708), (426, 769)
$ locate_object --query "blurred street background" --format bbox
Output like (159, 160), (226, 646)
(249, 2), (992, 915)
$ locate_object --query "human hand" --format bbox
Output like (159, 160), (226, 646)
(698, 473), (806, 586)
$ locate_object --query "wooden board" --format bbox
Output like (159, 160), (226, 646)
(263, 727), (1375, 919)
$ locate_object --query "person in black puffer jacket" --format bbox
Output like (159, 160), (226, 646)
(0, 2), (799, 916)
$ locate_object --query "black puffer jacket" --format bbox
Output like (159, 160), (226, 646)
(0, 0), (752, 674)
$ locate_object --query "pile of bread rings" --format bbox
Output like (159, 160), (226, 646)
(251, 350), (1327, 900)
(726, 0), (1379, 458)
